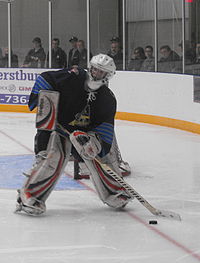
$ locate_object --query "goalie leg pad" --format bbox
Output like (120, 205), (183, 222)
(16, 131), (71, 215)
(70, 130), (131, 208)
(82, 158), (131, 209)
(104, 193), (129, 209)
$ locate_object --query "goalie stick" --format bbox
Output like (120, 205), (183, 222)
(57, 124), (181, 221)
(93, 158), (181, 221)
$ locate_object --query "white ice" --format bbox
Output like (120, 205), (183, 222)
(0, 112), (200, 263)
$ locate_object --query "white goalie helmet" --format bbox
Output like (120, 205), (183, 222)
(87, 54), (116, 90)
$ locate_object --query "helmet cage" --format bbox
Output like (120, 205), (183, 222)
(88, 54), (116, 82)
(89, 66), (108, 81)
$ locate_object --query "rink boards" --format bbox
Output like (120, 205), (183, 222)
(1, 68), (200, 135)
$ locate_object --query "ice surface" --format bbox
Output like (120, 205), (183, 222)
(0, 112), (200, 262)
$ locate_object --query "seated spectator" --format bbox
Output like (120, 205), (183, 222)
(159, 45), (180, 73)
(0, 47), (18, 68)
(179, 40), (196, 65)
(159, 45), (180, 62)
(77, 40), (92, 69)
(68, 36), (80, 68)
(107, 40), (123, 70)
(46, 38), (67, 68)
(22, 37), (46, 68)
(128, 47), (146, 71)
(140, 45), (155, 72)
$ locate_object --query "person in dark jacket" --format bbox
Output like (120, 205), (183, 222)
(16, 54), (131, 216)
(77, 40), (92, 69)
(0, 47), (18, 68)
(107, 41), (123, 70)
(158, 45), (180, 73)
(68, 36), (80, 67)
(22, 37), (46, 68)
(128, 46), (146, 71)
(46, 38), (67, 68)
(140, 45), (155, 72)
(159, 45), (180, 62)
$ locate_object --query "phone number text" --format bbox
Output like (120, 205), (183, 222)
(0, 94), (29, 105)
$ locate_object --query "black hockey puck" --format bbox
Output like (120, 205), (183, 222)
(149, 220), (158, 225)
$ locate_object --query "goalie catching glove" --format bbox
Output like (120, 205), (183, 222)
(70, 131), (102, 160)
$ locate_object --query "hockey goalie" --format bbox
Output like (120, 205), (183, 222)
(16, 54), (132, 216)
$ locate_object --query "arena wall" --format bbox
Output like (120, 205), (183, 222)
(112, 71), (200, 134)
(1, 68), (200, 134)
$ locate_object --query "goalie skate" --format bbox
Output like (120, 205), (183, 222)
(15, 190), (46, 216)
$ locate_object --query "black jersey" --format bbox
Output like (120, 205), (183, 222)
(28, 68), (116, 155)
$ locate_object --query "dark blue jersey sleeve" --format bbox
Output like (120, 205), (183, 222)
(92, 122), (115, 157)
(28, 74), (54, 111)
(28, 68), (86, 111)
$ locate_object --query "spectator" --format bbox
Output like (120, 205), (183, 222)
(159, 45), (180, 62)
(0, 47), (18, 68)
(46, 38), (67, 68)
(140, 45), (155, 72)
(77, 40), (92, 69)
(158, 45), (180, 73)
(128, 46), (146, 71)
(68, 36), (80, 67)
(22, 37), (46, 68)
(107, 41), (123, 70)
(179, 40), (196, 65)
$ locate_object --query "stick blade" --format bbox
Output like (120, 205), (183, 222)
(154, 209), (181, 221)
